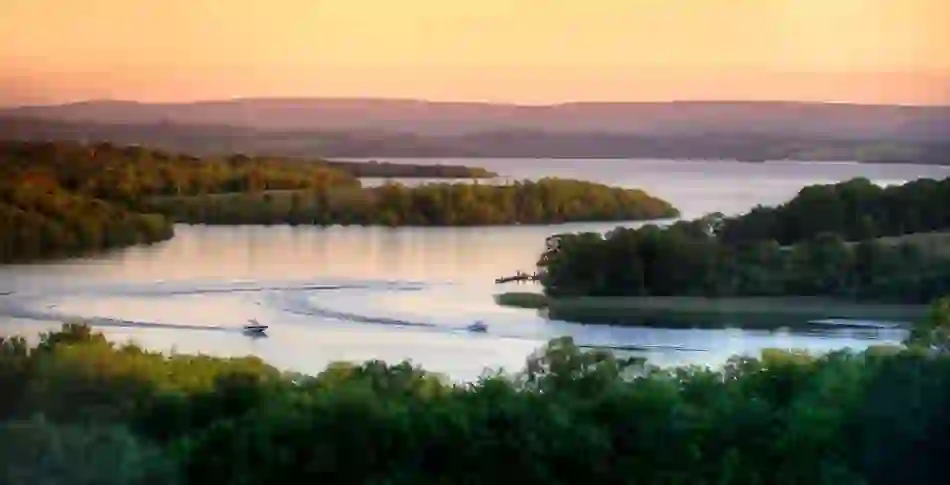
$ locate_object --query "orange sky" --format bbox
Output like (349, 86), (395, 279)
(1, 0), (948, 105)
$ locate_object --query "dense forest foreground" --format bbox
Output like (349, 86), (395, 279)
(0, 141), (677, 262)
(536, 177), (950, 305)
(1, 303), (950, 485)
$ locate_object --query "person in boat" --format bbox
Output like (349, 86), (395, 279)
(467, 321), (488, 332)
(244, 319), (268, 332)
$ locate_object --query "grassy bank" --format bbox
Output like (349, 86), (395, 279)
(495, 292), (927, 328)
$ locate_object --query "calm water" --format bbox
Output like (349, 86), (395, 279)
(1, 159), (946, 380)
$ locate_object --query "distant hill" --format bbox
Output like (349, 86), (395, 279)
(1, 99), (948, 162)
(3, 98), (949, 142)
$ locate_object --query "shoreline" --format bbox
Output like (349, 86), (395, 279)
(495, 292), (926, 329)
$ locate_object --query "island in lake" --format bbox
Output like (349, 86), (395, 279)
(0, 140), (677, 263)
(497, 176), (950, 327)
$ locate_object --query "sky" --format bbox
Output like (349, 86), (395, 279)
(1, 0), (948, 105)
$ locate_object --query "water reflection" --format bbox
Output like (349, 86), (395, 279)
(2, 159), (944, 379)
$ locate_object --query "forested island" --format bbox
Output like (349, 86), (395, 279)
(2, 316), (950, 484)
(718, 177), (950, 244)
(144, 179), (678, 226)
(0, 141), (677, 262)
(498, 176), (950, 325)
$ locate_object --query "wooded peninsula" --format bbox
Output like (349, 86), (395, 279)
(495, 176), (950, 324)
(0, 141), (678, 263)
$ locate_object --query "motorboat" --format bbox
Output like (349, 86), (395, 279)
(243, 318), (269, 335)
(467, 321), (488, 333)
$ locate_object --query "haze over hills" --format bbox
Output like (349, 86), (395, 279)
(2, 99), (949, 162)
(4, 98), (950, 141)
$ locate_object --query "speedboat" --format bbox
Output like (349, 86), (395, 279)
(243, 318), (268, 335)
(467, 321), (488, 333)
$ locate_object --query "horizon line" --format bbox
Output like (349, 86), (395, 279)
(5, 96), (950, 109)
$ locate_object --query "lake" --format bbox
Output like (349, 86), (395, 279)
(1, 159), (946, 381)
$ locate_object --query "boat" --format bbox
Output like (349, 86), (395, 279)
(243, 318), (269, 334)
(467, 321), (488, 333)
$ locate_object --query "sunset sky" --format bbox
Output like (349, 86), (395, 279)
(2, 0), (948, 105)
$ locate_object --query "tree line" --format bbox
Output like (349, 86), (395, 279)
(0, 140), (350, 262)
(0, 141), (495, 199)
(1, 140), (677, 261)
(538, 219), (950, 303)
(719, 177), (950, 245)
(537, 177), (950, 303)
(1, 141), (355, 204)
(540, 217), (950, 304)
(323, 159), (496, 178)
(2, 311), (950, 484)
(0, 181), (173, 263)
(144, 178), (679, 226)
(15, 141), (674, 227)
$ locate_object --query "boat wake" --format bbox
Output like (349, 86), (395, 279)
(0, 303), (233, 333)
(13, 278), (430, 299)
(1, 276), (718, 354)
(282, 300), (438, 329)
(1, 277), (458, 334)
(272, 290), (459, 330)
(271, 291), (713, 352)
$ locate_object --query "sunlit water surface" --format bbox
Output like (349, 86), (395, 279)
(2, 159), (945, 380)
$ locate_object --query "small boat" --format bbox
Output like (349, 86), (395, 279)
(243, 318), (269, 334)
(467, 321), (488, 333)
